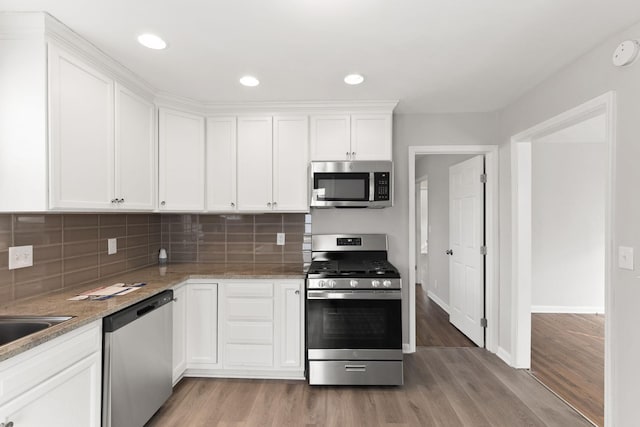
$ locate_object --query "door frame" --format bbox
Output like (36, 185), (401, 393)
(509, 91), (615, 424)
(407, 145), (499, 354)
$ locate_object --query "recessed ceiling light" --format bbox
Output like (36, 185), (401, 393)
(137, 33), (167, 50)
(239, 75), (260, 87)
(344, 74), (365, 85)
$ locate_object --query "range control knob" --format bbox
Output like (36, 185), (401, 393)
(350, 280), (359, 288)
(318, 280), (325, 288)
(328, 280), (337, 288)
(371, 280), (381, 288)
(383, 280), (392, 288)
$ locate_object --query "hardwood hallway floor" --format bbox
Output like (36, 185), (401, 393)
(416, 284), (476, 347)
(531, 313), (604, 427)
(147, 347), (589, 427)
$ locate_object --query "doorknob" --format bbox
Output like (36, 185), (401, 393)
(446, 249), (453, 255)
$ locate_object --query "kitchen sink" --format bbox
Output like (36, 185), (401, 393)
(0, 316), (73, 346)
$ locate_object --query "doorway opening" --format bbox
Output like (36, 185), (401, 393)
(414, 154), (478, 348)
(510, 92), (615, 426)
(408, 145), (499, 354)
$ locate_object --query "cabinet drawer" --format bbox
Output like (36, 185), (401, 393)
(225, 344), (273, 367)
(225, 282), (273, 298)
(226, 298), (273, 321)
(226, 321), (273, 344)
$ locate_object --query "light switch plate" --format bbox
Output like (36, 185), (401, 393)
(619, 246), (634, 270)
(277, 233), (285, 246)
(108, 238), (117, 255)
(9, 245), (33, 270)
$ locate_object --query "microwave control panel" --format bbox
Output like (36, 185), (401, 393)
(374, 172), (391, 201)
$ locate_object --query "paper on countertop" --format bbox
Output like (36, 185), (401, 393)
(67, 282), (146, 301)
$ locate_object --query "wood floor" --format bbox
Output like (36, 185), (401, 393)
(531, 313), (604, 427)
(416, 284), (476, 347)
(147, 347), (589, 427)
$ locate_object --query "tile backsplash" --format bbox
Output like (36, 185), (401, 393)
(0, 214), (161, 304)
(0, 212), (310, 304)
(160, 213), (309, 265)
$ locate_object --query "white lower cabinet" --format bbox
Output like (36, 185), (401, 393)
(0, 321), (102, 427)
(172, 283), (188, 385)
(174, 279), (304, 381)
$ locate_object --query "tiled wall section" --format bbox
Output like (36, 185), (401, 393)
(160, 213), (310, 265)
(0, 214), (161, 303)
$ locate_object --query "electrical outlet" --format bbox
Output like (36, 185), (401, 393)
(108, 238), (117, 255)
(9, 245), (33, 270)
(277, 233), (285, 246)
(619, 246), (634, 270)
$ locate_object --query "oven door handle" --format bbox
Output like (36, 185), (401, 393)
(307, 291), (401, 300)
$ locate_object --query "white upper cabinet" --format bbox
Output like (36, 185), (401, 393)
(310, 113), (392, 161)
(158, 108), (206, 211)
(273, 116), (309, 211)
(115, 83), (155, 210)
(237, 116), (273, 211)
(49, 45), (115, 209)
(206, 117), (237, 211)
(350, 114), (393, 160)
(310, 115), (350, 160)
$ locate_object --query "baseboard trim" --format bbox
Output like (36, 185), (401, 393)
(496, 347), (512, 366)
(531, 305), (604, 314)
(427, 290), (450, 314)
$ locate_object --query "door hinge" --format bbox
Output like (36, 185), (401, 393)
(481, 318), (488, 328)
(480, 173), (487, 183)
(480, 246), (487, 255)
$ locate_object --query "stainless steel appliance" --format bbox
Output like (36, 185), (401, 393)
(102, 290), (173, 427)
(310, 161), (393, 208)
(306, 234), (403, 385)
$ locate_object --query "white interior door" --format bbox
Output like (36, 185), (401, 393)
(449, 155), (485, 347)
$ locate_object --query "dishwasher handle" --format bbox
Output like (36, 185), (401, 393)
(103, 290), (173, 333)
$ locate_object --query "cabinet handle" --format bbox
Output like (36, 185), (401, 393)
(267, 202), (272, 208)
(230, 202), (235, 207)
(1, 422), (15, 427)
(111, 199), (117, 204)
(120, 198), (125, 203)
(351, 151), (356, 158)
(160, 201), (166, 206)
(273, 202), (277, 208)
(295, 290), (300, 295)
(346, 151), (350, 159)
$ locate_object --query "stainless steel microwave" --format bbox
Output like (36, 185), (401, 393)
(310, 161), (393, 208)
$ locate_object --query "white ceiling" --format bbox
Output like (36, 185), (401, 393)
(2, 0), (640, 113)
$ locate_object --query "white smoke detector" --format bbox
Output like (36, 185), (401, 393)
(613, 39), (640, 67)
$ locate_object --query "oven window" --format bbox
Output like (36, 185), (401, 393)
(314, 173), (369, 201)
(307, 298), (402, 349)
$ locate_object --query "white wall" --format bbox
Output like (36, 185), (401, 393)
(531, 141), (606, 313)
(415, 154), (474, 308)
(312, 113), (498, 343)
(497, 19), (640, 425)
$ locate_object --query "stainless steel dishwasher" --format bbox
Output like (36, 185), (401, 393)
(102, 290), (173, 427)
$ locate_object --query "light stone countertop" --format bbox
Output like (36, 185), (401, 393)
(0, 263), (306, 362)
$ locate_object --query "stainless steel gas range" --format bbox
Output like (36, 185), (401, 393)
(306, 234), (403, 386)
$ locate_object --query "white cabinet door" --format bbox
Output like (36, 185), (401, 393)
(172, 284), (187, 384)
(206, 117), (237, 211)
(237, 116), (273, 211)
(186, 283), (218, 367)
(0, 352), (101, 427)
(273, 116), (309, 212)
(275, 281), (303, 369)
(48, 45), (115, 209)
(350, 114), (392, 160)
(310, 115), (350, 161)
(115, 83), (155, 210)
(158, 108), (205, 211)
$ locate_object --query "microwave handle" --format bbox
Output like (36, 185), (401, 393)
(369, 172), (375, 202)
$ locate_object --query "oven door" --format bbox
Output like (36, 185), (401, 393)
(306, 290), (402, 361)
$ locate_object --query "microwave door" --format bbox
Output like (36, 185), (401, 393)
(314, 173), (370, 202)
